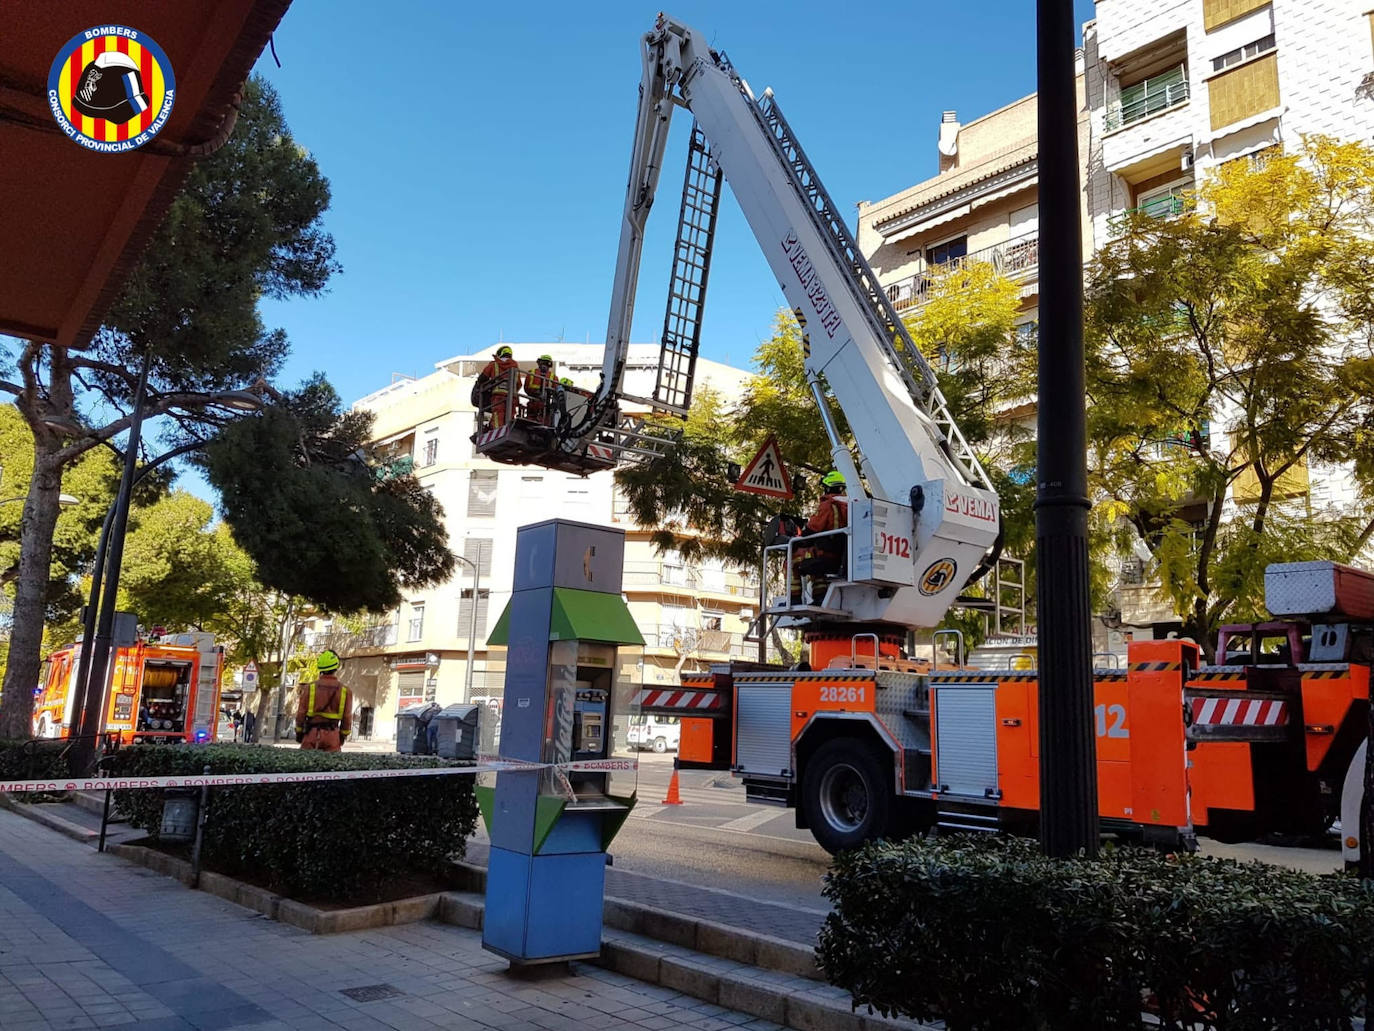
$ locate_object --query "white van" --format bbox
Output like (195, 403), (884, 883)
(627, 714), (680, 753)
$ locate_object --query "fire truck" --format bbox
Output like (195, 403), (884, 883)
(34, 631), (226, 745)
(473, 14), (1371, 862)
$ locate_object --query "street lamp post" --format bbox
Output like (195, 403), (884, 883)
(455, 541), (483, 702)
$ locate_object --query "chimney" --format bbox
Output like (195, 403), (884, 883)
(938, 111), (959, 173)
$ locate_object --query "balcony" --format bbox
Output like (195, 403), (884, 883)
(885, 234), (1039, 313)
(622, 561), (756, 597)
(1106, 76), (1190, 132)
(302, 623), (399, 655)
(1106, 191), (1193, 235)
(642, 623), (752, 659)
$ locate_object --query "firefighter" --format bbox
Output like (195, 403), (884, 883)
(295, 650), (352, 752)
(790, 470), (850, 604)
(474, 345), (520, 430)
(524, 354), (558, 424)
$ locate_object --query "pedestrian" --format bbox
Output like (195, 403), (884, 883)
(473, 345), (520, 430)
(524, 354), (558, 424)
(295, 650), (352, 752)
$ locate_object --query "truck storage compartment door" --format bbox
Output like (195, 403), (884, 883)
(734, 683), (793, 778)
(932, 683), (998, 799)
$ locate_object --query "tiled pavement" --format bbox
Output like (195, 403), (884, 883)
(0, 808), (790, 1031)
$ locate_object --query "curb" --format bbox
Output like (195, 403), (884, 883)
(0, 794), (99, 844)
(452, 859), (820, 982)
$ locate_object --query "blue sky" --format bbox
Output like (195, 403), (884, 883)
(255, 0), (1096, 405)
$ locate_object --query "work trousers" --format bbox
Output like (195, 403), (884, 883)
(301, 726), (343, 751)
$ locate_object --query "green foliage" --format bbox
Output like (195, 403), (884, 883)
(1086, 135), (1374, 650)
(106, 744), (477, 901)
(0, 405), (119, 625)
(203, 376), (454, 612)
(819, 835), (1374, 1031)
(0, 739), (69, 782)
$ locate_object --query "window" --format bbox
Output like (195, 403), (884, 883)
(1137, 178), (1194, 219)
(396, 670), (425, 708)
(701, 610), (724, 632)
(463, 538), (492, 578)
(458, 588), (490, 638)
(422, 437), (439, 467)
(1112, 65), (1189, 129)
(1212, 33), (1275, 73)
(926, 236), (967, 267)
(407, 603), (425, 642)
(467, 470), (498, 517)
(662, 550), (690, 586)
(1208, 53), (1279, 131)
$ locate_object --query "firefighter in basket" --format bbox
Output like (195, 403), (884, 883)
(472, 345), (520, 431)
(295, 650), (353, 751)
(789, 470), (849, 605)
(523, 354), (558, 425)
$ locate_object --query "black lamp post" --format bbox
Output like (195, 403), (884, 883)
(1035, 0), (1099, 857)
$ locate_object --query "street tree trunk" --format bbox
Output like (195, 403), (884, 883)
(0, 449), (66, 738)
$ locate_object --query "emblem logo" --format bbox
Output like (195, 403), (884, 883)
(919, 558), (958, 597)
(48, 26), (175, 153)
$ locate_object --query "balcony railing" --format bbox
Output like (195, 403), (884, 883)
(886, 233), (1039, 313)
(642, 623), (751, 658)
(622, 561), (755, 596)
(1106, 192), (1193, 235)
(302, 623), (398, 655)
(1105, 75), (1189, 131)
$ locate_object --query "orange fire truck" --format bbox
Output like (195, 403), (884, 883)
(641, 561), (1371, 864)
(34, 631), (226, 745)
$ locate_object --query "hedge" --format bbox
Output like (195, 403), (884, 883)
(0, 738), (70, 783)
(105, 744), (478, 902)
(818, 835), (1374, 1031)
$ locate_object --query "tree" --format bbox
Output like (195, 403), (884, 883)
(0, 76), (340, 738)
(1085, 136), (1374, 655)
(203, 375), (455, 613)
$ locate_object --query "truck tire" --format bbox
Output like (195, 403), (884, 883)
(653, 737), (668, 753)
(801, 738), (892, 855)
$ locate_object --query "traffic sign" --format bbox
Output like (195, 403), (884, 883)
(734, 435), (793, 499)
(242, 660), (258, 687)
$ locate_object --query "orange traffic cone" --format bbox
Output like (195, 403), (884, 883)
(663, 764), (684, 805)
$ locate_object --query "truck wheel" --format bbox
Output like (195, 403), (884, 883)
(801, 738), (892, 855)
(652, 736), (668, 753)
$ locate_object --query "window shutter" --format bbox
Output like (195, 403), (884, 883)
(467, 470), (498, 517)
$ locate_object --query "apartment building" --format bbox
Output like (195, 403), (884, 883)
(1085, 0), (1374, 624)
(311, 344), (755, 742)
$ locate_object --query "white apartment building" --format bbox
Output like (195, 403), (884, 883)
(313, 344), (755, 743)
(1085, 0), (1374, 625)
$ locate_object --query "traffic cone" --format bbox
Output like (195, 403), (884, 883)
(663, 762), (684, 805)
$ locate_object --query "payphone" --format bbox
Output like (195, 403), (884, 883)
(478, 520), (644, 966)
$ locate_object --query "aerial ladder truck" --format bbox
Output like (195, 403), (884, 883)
(476, 14), (1371, 861)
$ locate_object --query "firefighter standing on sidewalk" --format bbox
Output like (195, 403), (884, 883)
(295, 650), (352, 751)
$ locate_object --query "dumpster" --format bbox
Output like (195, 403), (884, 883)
(395, 702), (441, 755)
(433, 703), (480, 760)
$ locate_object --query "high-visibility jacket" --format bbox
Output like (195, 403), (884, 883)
(807, 494), (849, 534)
(478, 356), (520, 394)
(295, 674), (353, 739)
(525, 366), (557, 399)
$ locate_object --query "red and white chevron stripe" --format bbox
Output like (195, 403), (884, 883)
(587, 444), (614, 462)
(1190, 695), (1288, 727)
(632, 689), (724, 710)
(477, 426), (509, 446)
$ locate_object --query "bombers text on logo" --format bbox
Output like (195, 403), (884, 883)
(48, 25), (176, 153)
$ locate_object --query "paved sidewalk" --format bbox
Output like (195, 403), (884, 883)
(0, 808), (790, 1031)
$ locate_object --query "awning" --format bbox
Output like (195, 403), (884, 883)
(489, 588), (644, 647)
(0, 3), (293, 348)
(883, 203), (970, 245)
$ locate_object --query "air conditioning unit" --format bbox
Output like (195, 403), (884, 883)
(1181, 148), (1195, 171)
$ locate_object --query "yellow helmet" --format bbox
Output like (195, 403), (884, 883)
(316, 650), (341, 673)
(495, 345), (513, 359)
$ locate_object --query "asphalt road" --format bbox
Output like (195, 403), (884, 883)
(604, 751), (1345, 904)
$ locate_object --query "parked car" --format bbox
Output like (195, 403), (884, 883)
(627, 714), (680, 753)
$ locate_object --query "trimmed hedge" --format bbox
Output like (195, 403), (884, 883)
(0, 738), (70, 783)
(106, 744), (478, 902)
(818, 835), (1374, 1031)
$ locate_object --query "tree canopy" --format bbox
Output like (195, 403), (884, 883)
(1086, 135), (1374, 652)
(203, 375), (455, 612)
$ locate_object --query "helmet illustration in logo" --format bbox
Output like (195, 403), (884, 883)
(72, 52), (149, 124)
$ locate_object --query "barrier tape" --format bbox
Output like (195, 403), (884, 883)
(0, 756), (638, 795)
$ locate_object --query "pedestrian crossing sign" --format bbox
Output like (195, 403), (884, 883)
(734, 435), (793, 499)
